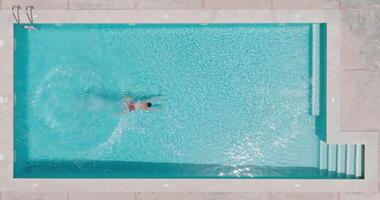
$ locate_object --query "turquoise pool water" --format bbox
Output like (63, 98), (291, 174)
(15, 24), (326, 178)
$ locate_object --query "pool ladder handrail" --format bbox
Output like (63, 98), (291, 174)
(26, 5), (34, 25)
(12, 5), (21, 24)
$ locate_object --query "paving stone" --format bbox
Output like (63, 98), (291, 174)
(136, 0), (203, 9)
(69, 0), (136, 10)
(135, 192), (202, 200)
(69, 192), (135, 200)
(200, 193), (269, 200)
(339, 193), (380, 200)
(341, 9), (380, 71)
(341, 12), (367, 70)
(2, 192), (68, 200)
(341, 70), (380, 130)
(204, 0), (271, 9)
(340, 0), (380, 9)
(1, 0), (68, 9)
(297, 0), (340, 9)
(267, 193), (338, 200)
(272, 0), (339, 9)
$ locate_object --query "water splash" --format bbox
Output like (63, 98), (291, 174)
(30, 65), (120, 150)
(86, 115), (131, 159)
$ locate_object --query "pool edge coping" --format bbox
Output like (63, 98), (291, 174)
(0, 9), (378, 192)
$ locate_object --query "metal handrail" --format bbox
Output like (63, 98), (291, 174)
(12, 5), (21, 24)
(26, 5), (34, 25)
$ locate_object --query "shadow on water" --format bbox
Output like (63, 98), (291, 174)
(14, 24), (31, 177)
(14, 160), (350, 179)
(315, 24), (327, 141)
(82, 87), (123, 102)
(123, 91), (163, 102)
(83, 88), (163, 103)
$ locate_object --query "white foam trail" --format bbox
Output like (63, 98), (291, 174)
(32, 67), (72, 130)
(86, 114), (134, 159)
(99, 116), (129, 149)
(30, 65), (142, 160)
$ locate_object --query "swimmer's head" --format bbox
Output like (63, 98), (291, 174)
(147, 102), (152, 107)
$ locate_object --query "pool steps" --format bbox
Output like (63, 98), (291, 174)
(346, 144), (356, 176)
(312, 24), (361, 179)
(327, 144), (337, 172)
(311, 24), (320, 116)
(319, 141), (328, 170)
(319, 141), (364, 178)
(355, 146), (363, 177)
(337, 144), (346, 175)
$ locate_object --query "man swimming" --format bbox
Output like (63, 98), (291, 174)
(123, 96), (157, 112)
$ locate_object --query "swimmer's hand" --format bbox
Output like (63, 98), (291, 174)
(147, 107), (160, 111)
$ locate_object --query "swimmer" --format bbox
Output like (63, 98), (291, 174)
(123, 96), (158, 113)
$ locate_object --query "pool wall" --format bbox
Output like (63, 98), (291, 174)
(0, 10), (378, 192)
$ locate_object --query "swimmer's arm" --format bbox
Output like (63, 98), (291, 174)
(145, 97), (160, 102)
(148, 107), (160, 111)
(123, 96), (132, 102)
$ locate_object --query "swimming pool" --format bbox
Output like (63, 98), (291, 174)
(13, 23), (362, 179)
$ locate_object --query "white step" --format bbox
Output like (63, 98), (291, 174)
(318, 143), (364, 178)
(346, 145), (356, 176)
(355, 145), (364, 178)
(328, 144), (337, 172)
(311, 24), (320, 116)
(319, 141), (328, 170)
(337, 144), (347, 175)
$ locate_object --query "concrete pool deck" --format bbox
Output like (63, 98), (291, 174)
(0, 0), (380, 199)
